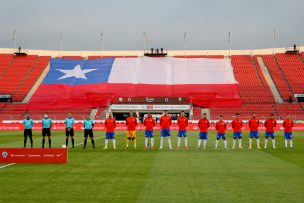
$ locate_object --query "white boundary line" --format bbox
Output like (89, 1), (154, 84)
(0, 163), (16, 169)
(0, 136), (104, 170)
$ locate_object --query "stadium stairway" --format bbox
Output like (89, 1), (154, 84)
(262, 55), (294, 101)
(90, 108), (98, 119)
(23, 59), (51, 103)
(257, 57), (283, 103)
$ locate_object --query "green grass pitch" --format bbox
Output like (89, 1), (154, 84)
(0, 130), (304, 203)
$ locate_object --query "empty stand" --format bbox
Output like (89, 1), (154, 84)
(0, 55), (51, 102)
(275, 103), (304, 120)
(0, 52), (303, 121)
(210, 104), (276, 120)
(0, 103), (91, 120)
(275, 53), (304, 94)
(0, 54), (14, 77)
(262, 55), (294, 101)
(231, 55), (275, 104)
(0, 55), (38, 100)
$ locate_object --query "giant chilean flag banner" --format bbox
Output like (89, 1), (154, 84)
(27, 57), (241, 109)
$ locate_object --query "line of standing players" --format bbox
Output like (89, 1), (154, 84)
(22, 110), (294, 149)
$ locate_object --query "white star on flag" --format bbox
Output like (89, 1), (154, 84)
(56, 65), (97, 80)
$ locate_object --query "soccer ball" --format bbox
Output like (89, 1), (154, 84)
(61, 144), (67, 148)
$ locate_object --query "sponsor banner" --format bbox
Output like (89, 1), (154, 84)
(0, 148), (67, 164)
(0, 123), (304, 131)
(110, 104), (191, 110)
(113, 97), (188, 104)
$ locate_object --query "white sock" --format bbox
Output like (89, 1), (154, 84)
(168, 137), (172, 148)
(249, 138), (252, 147)
(185, 137), (188, 147)
(215, 140), (218, 148)
(112, 139), (116, 148)
(272, 139), (276, 148)
(160, 137), (164, 148)
(177, 137), (181, 147)
(257, 139), (260, 148)
(105, 139), (108, 147)
(264, 139), (268, 148)
(151, 138), (154, 147)
(203, 140), (207, 148)
(290, 140), (293, 148)
(224, 140), (227, 148)
(239, 139), (242, 148)
(232, 139), (236, 148)
(284, 139), (288, 148)
(145, 137), (148, 147)
(198, 139), (201, 147)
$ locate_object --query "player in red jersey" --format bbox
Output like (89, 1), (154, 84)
(248, 113), (261, 149)
(143, 113), (156, 150)
(104, 113), (117, 149)
(125, 111), (138, 149)
(215, 116), (228, 149)
(264, 113), (277, 149)
(177, 111), (189, 150)
(283, 114), (294, 148)
(231, 113), (243, 149)
(197, 113), (210, 149)
(159, 110), (173, 150)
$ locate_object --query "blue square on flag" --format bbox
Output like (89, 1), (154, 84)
(43, 58), (114, 85)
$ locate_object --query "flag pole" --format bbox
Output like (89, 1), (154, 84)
(100, 32), (104, 57)
(228, 31), (231, 57)
(12, 30), (17, 51)
(58, 33), (63, 57)
(184, 32), (187, 57)
(272, 29), (276, 55)
(143, 32), (147, 55)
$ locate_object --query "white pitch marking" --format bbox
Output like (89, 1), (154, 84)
(0, 136), (105, 170)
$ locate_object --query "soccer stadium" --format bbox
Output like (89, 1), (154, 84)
(1, 1), (304, 203)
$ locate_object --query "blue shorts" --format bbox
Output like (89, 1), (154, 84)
(145, 130), (154, 138)
(161, 129), (171, 137)
(284, 132), (292, 140)
(105, 132), (115, 139)
(233, 132), (242, 139)
(199, 132), (208, 140)
(249, 131), (259, 139)
(217, 133), (226, 140)
(178, 130), (187, 137)
(265, 132), (275, 139)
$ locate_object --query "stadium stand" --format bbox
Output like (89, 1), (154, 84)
(0, 52), (303, 121)
(192, 106), (202, 120)
(12, 56), (51, 101)
(0, 54), (14, 76)
(262, 55), (294, 101)
(300, 52), (304, 61)
(275, 103), (304, 120)
(0, 103), (91, 120)
(275, 53), (304, 94)
(231, 55), (275, 104)
(0, 55), (39, 101)
(202, 55), (279, 120)
(210, 104), (276, 120)
(95, 108), (107, 120)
